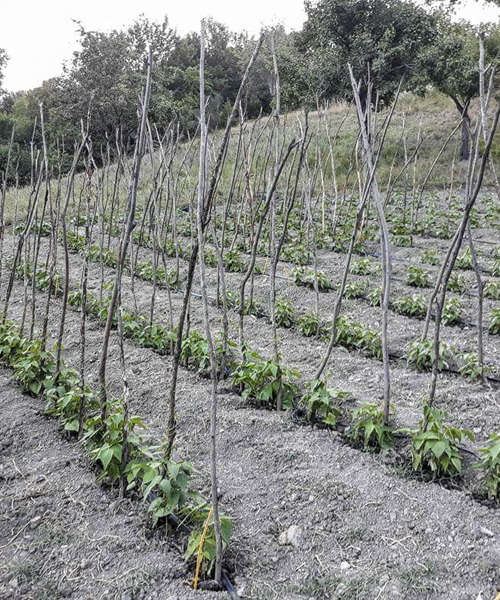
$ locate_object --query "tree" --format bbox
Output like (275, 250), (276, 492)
(298, 0), (438, 108)
(0, 48), (8, 95)
(419, 20), (500, 160)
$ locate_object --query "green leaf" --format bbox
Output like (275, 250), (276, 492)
(431, 441), (447, 459)
(100, 446), (114, 471)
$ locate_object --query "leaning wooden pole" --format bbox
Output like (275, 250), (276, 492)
(98, 47), (153, 418)
(165, 34), (264, 459)
(195, 20), (223, 583)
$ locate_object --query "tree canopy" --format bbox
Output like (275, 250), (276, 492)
(0, 48), (8, 95)
(0, 2), (498, 182)
(298, 0), (438, 107)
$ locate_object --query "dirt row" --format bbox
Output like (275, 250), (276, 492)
(2, 237), (500, 597)
(76, 230), (500, 438)
(0, 359), (221, 600)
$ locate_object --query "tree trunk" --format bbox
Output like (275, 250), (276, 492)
(461, 111), (471, 162)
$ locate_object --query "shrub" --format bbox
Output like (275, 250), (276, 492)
(86, 400), (146, 485)
(393, 294), (427, 318)
(408, 405), (473, 478)
(343, 281), (367, 299)
(407, 266), (431, 288)
(281, 243), (310, 265)
(476, 433), (500, 500)
(298, 311), (321, 337)
(301, 379), (344, 426)
(224, 249), (246, 273)
(335, 317), (382, 359)
(348, 402), (394, 451)
(441, 297), (464, 326)
(446, 273), (467, 294)
(459, 352), (490, 382)
(351, 258), (372, 275)
(292, 266), (333, 291)
(183, 502), (232, 579)
(484, 280), (500, 300)
(421, 249), (439, 266)
(435, 223), (451, 239)
(231, 351), (300, 409)
(275, 298), (296, 328)
(368, 287), (382, 307)
(492, 258), (500, 278)
(393, 234), (412, 247)
(490, 308), (500, 335)
(203, 248), (218, 267)
(46, 386), (98, 433)
(456, 248), (473, 270)
(407, 339), (453, 372)
(11, 339), (56, 396)
(126, 442), (196, 525)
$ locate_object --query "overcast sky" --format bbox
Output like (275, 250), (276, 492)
(1, 0), (499, 92)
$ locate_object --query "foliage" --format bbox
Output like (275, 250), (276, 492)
(406, 266), (431, 288)
(224, 249), (246, 273)
(203, 247), (218, 267)
(292, 266), (333, 291)
(275, 298), (296, 328)
(126, 443), (197, 525)
(441, 297), (464, 326)
(459, 352), (490, 382)
(299, 0), (437, 107)
(231, 350), (300, 409)
(393, 294), (427, 318)
(492, 258), (500, 278)
(183, 502), (233, 578)
(456, 248), (473, 271)
(0, 47), (8, 93)
(476, 433), (500, 501)
(46, 385), (98, 433)
(435, 222), (452, 240)
(281, 243), (311, 265)
(484, 280), (500, 300)
(236, 296), (262, 317)
(298, 311), (322, 337)
(408, 405), (473, 478)
(351, 258), (372, 275)
(301, 379), (344, 426)
(343, 280), (367, 299)
(0, 16), (275, 184)
(0, 317), (229, 577)
(368, 286), (382, 307)
(334, 317), (382, 359)
(407, 339), (452, 372)
(348, 402), (394, 452)
(135, 260), (179, 288)
(393, 233), (412, 247)
(419, 20), (496, 121)
(86, 400), (146, 485)
(421, 249), (439, 266)
(11, 338), (56, 396)
(181, 330), (211, 371)
(446, 272), (467, 294)
(489, 308), (500, 335)
(12, 261), (61, 295)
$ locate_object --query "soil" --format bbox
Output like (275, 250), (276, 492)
(2, 194), (500, 599)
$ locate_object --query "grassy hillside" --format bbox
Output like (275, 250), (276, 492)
(4, 89), (499, 227)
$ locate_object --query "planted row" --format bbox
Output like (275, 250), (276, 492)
(0, 319), (231, 579)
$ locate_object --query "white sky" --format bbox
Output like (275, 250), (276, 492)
(1, 0), (499, 92)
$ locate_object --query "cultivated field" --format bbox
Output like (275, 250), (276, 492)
(2, 88), (500, 600)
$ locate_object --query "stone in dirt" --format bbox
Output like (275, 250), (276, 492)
(278, 525), (303, 547)
(479, 526), (494, 538)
